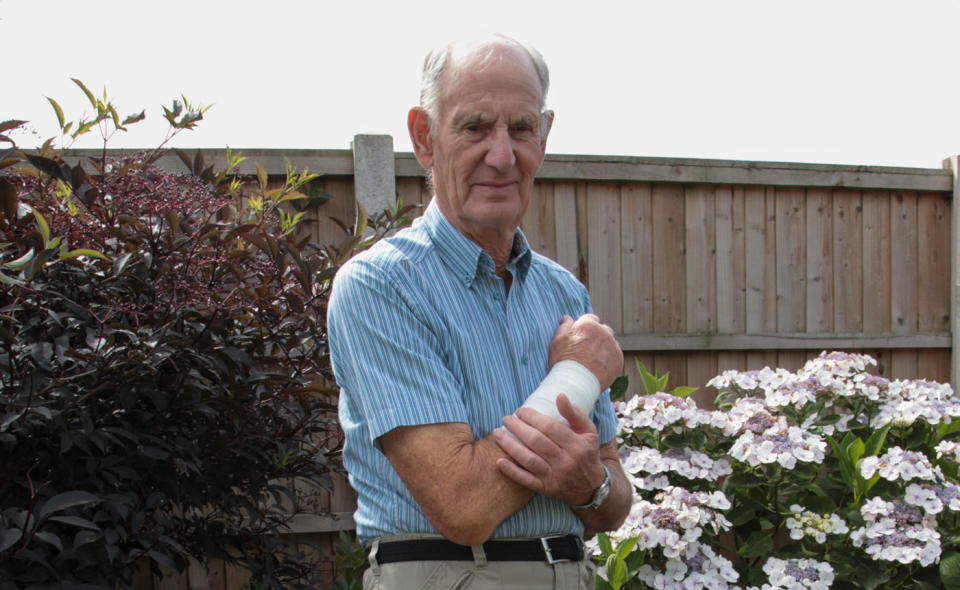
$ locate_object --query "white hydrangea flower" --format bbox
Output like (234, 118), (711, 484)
(620, 445), (732, 483)
(637, 544), (740, 590)
(714, 397), (776, 437)
(762, 557), (834, 590)
(936, 440), (960, 463)
(616, 392), (715, 434)
(802, 351), (876, 378)
(873, 379), (960, 428)
(729, 420), (826, 470)
(904, 482), (960, 514)
(850, 498), (941, 566)
(785, 505), (849, 543)
(859, 447), (940, 483)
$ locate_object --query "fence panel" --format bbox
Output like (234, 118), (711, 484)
(126, 146), (956, 588)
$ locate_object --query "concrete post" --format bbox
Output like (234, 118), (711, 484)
(352, 135), (396, 217)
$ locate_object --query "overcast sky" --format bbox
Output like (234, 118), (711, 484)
(5, 0), (959, 169)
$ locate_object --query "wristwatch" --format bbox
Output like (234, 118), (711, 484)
(571, 464), (611, 511)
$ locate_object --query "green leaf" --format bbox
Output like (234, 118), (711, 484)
(256, 162), (268, 190)
(941, 551), (960, 589)
(122, 110), (146, 126)
(47, 97), (65, 129)
(738, 531), (774, 558)
(31, 207), (51, 246)
(615, 537), (639, 561)
(36, 490), (100, 521)
(864, 423), (891, 457)
(354, 203), (368, 237)
(847, 437), (866, 465)
(0, 120), (26, 135)
(47, 515), (101, 531)
(670, 385), (697, 398)
(60, 248), (108, 261)
(3, 248), (35, 270)
(596, 532), (613, 555)
(71, 78), (97, 108)
(940, 419), (960, 437)
(725, 471), (765, 488)
(609, 375), (629, 400)
(0, 270), (25, 287)
(0, 527), (22, 552)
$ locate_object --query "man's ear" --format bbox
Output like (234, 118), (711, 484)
(408, 107), (434, 169)
(540, 109), (555, 152)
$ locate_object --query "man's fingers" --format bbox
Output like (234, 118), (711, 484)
(494, 422), (551, 474)
(556, 394), (596, 434)
(495, 457), (543, 492)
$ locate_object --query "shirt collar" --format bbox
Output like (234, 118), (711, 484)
(422, 200), (533, 287)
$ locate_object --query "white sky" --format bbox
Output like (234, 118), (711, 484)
(5, 0), (959, 169)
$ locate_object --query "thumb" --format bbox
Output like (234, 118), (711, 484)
(552, 314), (574, 338)
(556, 393), (595, 434)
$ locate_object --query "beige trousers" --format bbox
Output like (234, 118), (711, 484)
(363, 535), (596, 590)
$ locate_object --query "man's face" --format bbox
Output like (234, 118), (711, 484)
(417, 48), (551, 241)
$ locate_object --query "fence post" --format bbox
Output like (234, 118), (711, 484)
(947, 156), (960, 387)
(352, 135), (396, 217)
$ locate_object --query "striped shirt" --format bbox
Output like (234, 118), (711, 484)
(327, 201), (618, 543)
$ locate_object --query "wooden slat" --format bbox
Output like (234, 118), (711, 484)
(586, 183), (623, 330)
(575, 181), (590, 285)
(61, 148), (953, 191)
(715, 186), (745, 333)
(620, 183), (654, 334)
(833, 189), (863, 333)
(532, 154), (953, 191)
(553, 182), (579, 275)
(523, 181), (557, 261)
(652, 185), (685, 333)
(745, 187), (775, 334)
(616, 331), (951, 351)
(890, 190), (920, 378)
(805, 189), (833, 332)
(917, 193), (950, 333)
(687, 352), (718, 407)
(862, 190), (892, 334)
(776, 189), (806, 332)
(685, 185), (716, 332)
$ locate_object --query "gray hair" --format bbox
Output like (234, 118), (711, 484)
(418, 35), (551, 139)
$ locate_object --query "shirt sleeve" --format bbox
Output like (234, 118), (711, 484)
(328, 255), (468, 445)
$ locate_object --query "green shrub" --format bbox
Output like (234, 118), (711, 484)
(0, 83), (411, 589)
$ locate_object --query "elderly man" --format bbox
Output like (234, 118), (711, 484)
(327, 34), (631, 589)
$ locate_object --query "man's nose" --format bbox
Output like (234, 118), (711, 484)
(484, 126), (517, 171)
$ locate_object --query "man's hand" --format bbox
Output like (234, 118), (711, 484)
(494, 394), (632, 532)
(548, 314), (623, 390)
(494, 394), (604, 505)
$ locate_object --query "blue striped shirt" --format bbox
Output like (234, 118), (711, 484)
(327, 201), (618, 543)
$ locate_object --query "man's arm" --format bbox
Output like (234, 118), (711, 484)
(379, 423), (534, 546)
(494, 395), (632, 534)
(379, 314), (627, 545)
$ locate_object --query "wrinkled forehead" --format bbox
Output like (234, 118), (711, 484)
(440, 41), (544, 103)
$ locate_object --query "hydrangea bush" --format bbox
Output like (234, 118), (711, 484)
(593, 352), (960, 590)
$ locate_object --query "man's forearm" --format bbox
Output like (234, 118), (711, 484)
(575, 452), (632, 536)
(380, 422), (535, 546)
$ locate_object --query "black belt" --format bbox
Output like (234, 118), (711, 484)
(371, 535), (584, 565)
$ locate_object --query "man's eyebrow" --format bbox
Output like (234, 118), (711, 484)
(452, 113), (491, 126)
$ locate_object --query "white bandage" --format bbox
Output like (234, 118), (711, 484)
(519, 360), (602, 424)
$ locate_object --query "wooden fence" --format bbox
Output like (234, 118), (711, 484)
(128, 139), (958, 588)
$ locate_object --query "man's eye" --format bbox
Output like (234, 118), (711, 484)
(510, 123), (534, 135)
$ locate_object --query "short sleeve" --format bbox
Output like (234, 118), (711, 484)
(328, 256), (468, 444)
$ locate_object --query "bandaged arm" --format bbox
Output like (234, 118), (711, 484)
(518, 360), (602, 423)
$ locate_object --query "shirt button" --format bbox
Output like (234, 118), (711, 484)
(521, 355), (529, 365)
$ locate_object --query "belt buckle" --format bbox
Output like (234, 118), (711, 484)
(540, 535), (571, 565)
